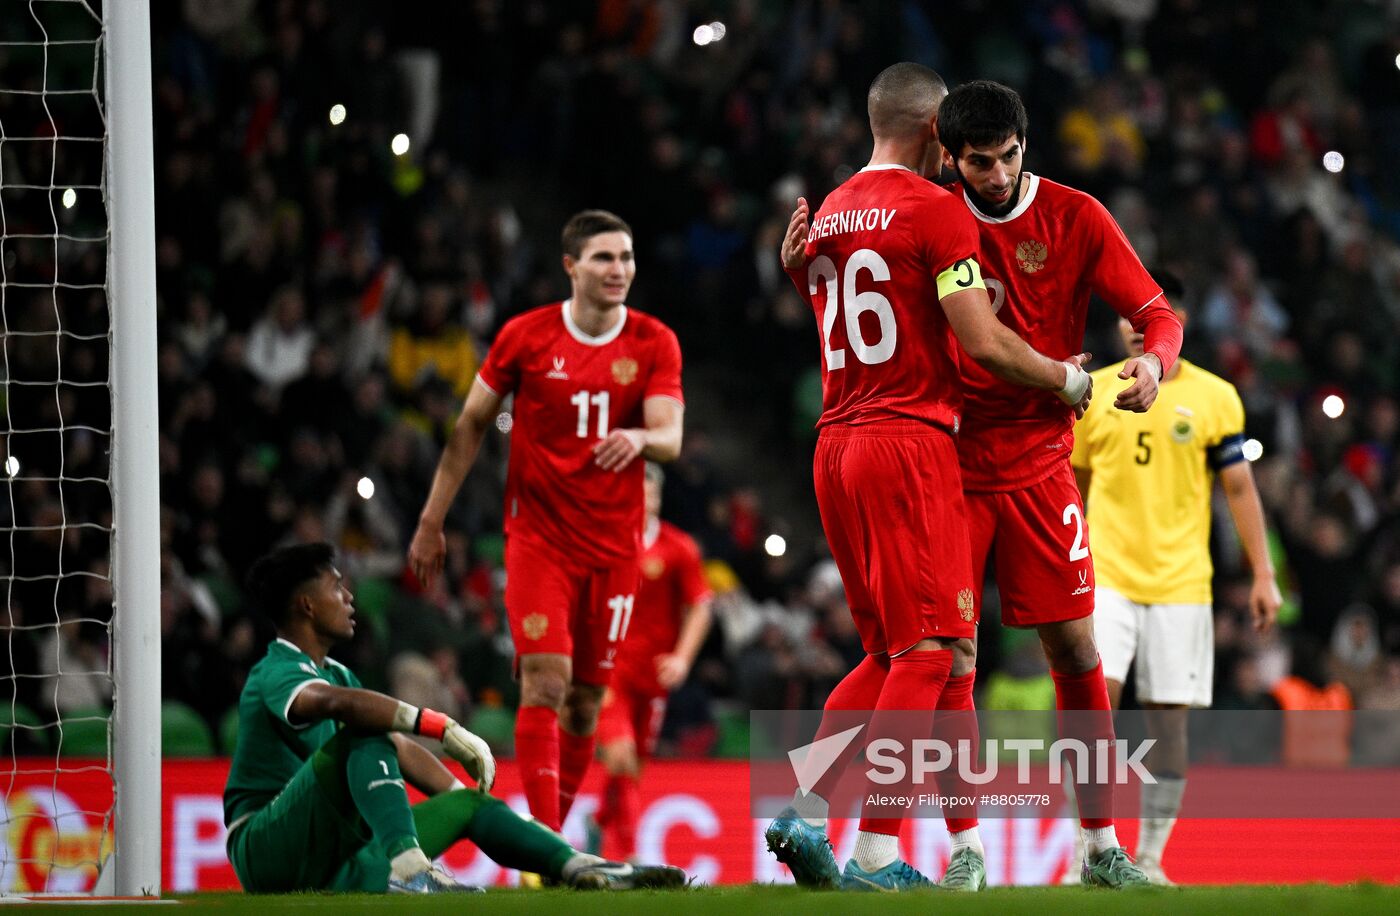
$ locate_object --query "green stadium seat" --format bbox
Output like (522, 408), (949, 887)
(712, 710), (750, 759)
(466, 706), (515, 756)
(219, 706), (240, 755)
(55, 708), (110, 758)
(162, 701), (215, 757)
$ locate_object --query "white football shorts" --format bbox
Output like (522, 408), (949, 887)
(1093, 585), (1214, 708)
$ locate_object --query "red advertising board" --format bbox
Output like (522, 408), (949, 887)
(3, 759), (1399, 892)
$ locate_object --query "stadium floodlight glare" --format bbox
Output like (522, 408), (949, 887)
(1322, 394), (1345, 419)
(693, 24), (715, 46)
(328, 103), (346, 126)
(357, 476), (376, 499)
(1243, 439), (1264, 462)
(3, 455), (18, 478)
(391, 132), (411, 155)
(764, 533), (787, 557)
(62, 187), (77, 209)
(1323, 151), (1345, 173)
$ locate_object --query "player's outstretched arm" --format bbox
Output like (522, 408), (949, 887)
(941, 285), (1093, 411)
(594, 396), (685, 471)
(410, 378), (504, 587)
(290, 682), (496, 791)
(1220, 461), (1283, 633)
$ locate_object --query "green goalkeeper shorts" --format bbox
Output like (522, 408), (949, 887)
(227, 747), (392, 893)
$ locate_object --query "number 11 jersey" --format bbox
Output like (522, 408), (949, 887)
(478, 301), (684, 569)
(792, 165), (984, 432)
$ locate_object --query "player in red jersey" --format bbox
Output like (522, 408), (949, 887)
(409, 210), (685, 835)
(931, 81), (1184, 889)
(592, 463), (713, 862)
(764, 63), (1095, 892)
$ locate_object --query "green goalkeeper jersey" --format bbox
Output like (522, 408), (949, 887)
(223, 637), (362, 828)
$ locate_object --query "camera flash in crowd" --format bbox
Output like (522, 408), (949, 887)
(328, 103), (346, 126)
(764, 534), (787, 558)
(1322, 394), (1345, 419)
(357, 476), (376, 500)
(62, 188), (77, 209)
(1323, 151), (1345, 173)
(391, 133), (411, 156)
(4, 455), (18, 478)
(1243, 439), (1264, 462)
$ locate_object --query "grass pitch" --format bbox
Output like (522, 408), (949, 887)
(23, 884), (1400, 914)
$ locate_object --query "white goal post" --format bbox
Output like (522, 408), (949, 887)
(0, 0), (159, 898)
(106, 0), (161, 897)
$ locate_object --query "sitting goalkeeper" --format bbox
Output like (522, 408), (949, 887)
(223, 542), (685, 893)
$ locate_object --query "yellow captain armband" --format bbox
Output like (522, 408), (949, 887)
(936, 257), (986, 298)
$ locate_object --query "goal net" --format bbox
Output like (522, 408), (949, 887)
(1, 0), (160, 896)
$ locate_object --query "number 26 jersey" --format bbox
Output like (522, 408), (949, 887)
(790, 165), (984, 432)
(478, 301), (684, 568)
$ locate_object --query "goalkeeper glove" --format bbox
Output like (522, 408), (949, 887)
(393, 703), (496, 792)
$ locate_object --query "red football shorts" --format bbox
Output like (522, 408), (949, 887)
(504, 536), (641, 686)
(965, 460), (1095, 627)
(814, 421), (977, 655)
(595, 681), (667, 758)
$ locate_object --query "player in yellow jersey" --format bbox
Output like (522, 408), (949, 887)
(1069, 272), (1281, 884)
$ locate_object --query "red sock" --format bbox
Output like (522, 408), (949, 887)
(934, 669), (980, 834)
(601, 772), (640, 860)
(557, 730), (596, 824)
(515, 706), (561, 831)
(858, 648), (952, 836)
(810, 653), (891, 802)
(1052, 659), (1116, 829)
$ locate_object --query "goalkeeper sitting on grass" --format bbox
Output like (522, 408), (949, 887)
(223, 542), (686, 893)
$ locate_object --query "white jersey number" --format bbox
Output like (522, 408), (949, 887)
(810, 249), (897, 370)
(571, 390), (610, 438)
(1062, 503), (1090, 562)
(986, 277), (1006, 314)
(606, 593), (635, 643)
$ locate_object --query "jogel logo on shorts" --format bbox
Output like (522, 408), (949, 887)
(957, 588), (975, 621)
(522, 613), (549, 640)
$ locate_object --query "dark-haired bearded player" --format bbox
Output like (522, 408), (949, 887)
(931, 80), (1183, 890)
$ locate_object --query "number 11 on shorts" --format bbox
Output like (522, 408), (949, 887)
(607, 593), (635, 643)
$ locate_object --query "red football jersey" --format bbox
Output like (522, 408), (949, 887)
(614, 519), (712, 695)
(792, 165), (982, 432)
(952, 173), (1176, 490)
(478, 301), (684, 568)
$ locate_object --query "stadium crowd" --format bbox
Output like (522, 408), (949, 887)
(3, 0), (1400, 758)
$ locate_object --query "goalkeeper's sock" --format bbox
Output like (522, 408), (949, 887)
(557, 730), (596, 824)
(1137, 776), (1185, 863)
(1051, 659), (1116, 830)
(434, 792), (575, 879)
(342, 734), (419, 859)
(857, 648), (950, 837)
(807, 653), (891, 815)
(602, 772), (640, 860)
(934, 669), (980, 835)
(516, 705), (562, 831)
